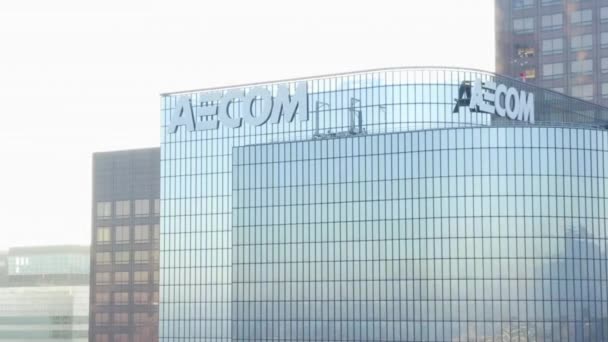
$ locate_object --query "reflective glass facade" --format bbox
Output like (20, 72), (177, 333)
(4, 246), (89, 287)
(233, 127), (608, 341)
(8, 251), (89, 276)
(161, 67), (608, 341)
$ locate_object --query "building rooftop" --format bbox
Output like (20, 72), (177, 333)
(161, 66), (608, 130)
(2, 245), (90, 287)
(8, 245), (89, 255)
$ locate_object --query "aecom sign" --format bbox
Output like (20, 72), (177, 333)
(453, 79), (535, 124)
(169, 82), (308, 133)
(168, 77), (536, 134)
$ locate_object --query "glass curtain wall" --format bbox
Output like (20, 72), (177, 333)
(232, 127), (608, 341)
(161, 68), (608, 341)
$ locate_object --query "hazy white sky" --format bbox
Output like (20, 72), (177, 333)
(0, 0), (494, 250)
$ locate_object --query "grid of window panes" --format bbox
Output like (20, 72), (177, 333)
(91, 149), (161, 342)
(498, 0), (608, 106)
(92, 199), (160, 342)
(160, 68), (608, 341)
(232, 127), (608, 341)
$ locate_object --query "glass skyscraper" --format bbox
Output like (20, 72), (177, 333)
(161, 67), (608, 341)
(233, 127), (607, 341)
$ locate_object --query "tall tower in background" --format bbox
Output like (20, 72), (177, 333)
(90, 148), (160, 342)
(496, 0), (608, 105)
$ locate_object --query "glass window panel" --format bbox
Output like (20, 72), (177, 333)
(115, 226), (130, 243)
(134, 225), (149, 242)
(115, 200), (130, 217)
(513, 17), (535, 33)
(134, 199), (150, 216)
(96, 202), (111, 218)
